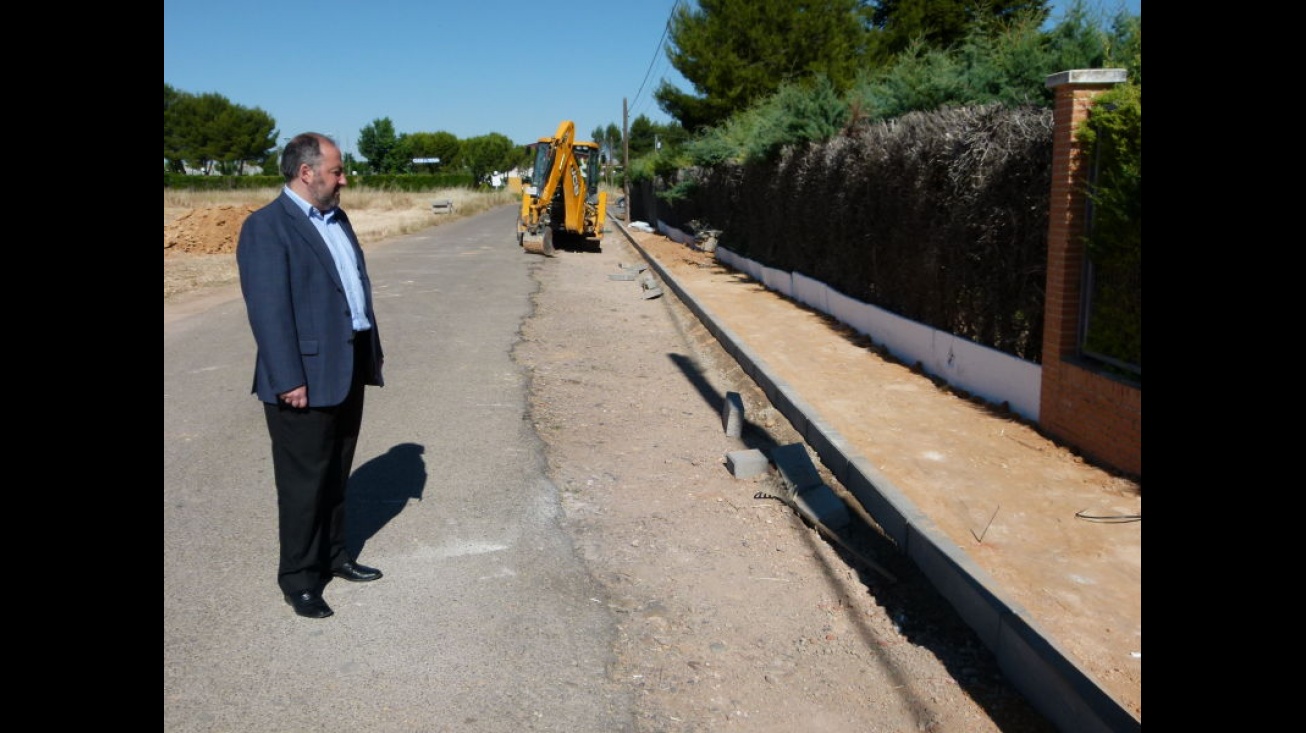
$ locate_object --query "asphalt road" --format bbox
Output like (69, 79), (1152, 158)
(164, 206), (633, 731)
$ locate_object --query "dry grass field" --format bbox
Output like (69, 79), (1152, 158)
(163, 186), (521, 300)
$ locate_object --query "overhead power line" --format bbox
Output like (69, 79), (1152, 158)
(631, 0), (681, 113)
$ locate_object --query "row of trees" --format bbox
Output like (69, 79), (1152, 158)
(162, 84), (686, 184)
(353, 118), (518, 183)
(164, 85), (277, 175)
(653, 0), (1064, 134)
(162, 89), (528, 181)
(636, 0), (1139, 174)
(349, 115), (684, 184)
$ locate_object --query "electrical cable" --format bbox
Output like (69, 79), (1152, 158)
(631, 0), (680, 113)
(755, 490), (897, 583)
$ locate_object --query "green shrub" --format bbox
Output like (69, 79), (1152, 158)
(1076, 82), (1141, 379)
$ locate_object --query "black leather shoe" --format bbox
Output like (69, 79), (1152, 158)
(332, 561), (383, 582)
(284, 589), (333, 619)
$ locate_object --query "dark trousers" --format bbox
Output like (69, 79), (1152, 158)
(263, 336), (370, 595)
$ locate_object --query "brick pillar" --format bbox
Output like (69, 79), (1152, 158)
(1038, 69), (1141, 478)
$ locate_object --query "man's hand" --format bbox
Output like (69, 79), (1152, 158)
(279, 385), (308, 409)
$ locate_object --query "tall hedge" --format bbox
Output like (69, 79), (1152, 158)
(667, 103), (1053, 362)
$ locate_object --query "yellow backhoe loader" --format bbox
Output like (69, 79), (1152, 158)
(517, 120), (607, 255)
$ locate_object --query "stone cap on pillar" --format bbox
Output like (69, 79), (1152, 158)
(1045, 68), (1127, 89)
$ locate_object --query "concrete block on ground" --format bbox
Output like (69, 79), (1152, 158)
(639, 273), (664, 299)
(609, 272), (638, 281)
(769, 443), (822, 499)
(725, 449), (768, 479)
(722, 391), (744, 437)
(793, 483), (851, 530)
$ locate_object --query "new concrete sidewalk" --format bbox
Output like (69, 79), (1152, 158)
(613, 219), (1140, 733)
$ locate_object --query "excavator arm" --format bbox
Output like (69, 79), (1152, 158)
(518, 121), (576, 255)
(517, 120), (606, 256)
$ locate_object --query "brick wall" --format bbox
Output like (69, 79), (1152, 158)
(1039, 70), (1141, 478)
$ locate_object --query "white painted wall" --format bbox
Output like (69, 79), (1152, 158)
(714, 245), (1041, 422)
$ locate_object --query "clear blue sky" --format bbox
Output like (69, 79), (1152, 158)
(164, 0), (1139, 161)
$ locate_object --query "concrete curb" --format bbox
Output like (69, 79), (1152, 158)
(613, 219), (1139, 733)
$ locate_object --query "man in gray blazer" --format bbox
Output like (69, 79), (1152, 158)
(237, 132), (385, 619)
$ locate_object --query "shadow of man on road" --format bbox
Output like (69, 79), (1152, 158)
(346, 442), (427, 557)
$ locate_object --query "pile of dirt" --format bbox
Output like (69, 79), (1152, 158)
(164, 205), (258, 255)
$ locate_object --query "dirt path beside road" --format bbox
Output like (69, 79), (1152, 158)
(517, 227), (1069, 732)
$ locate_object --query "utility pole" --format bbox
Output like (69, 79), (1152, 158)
(623, 98), (630, 225)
